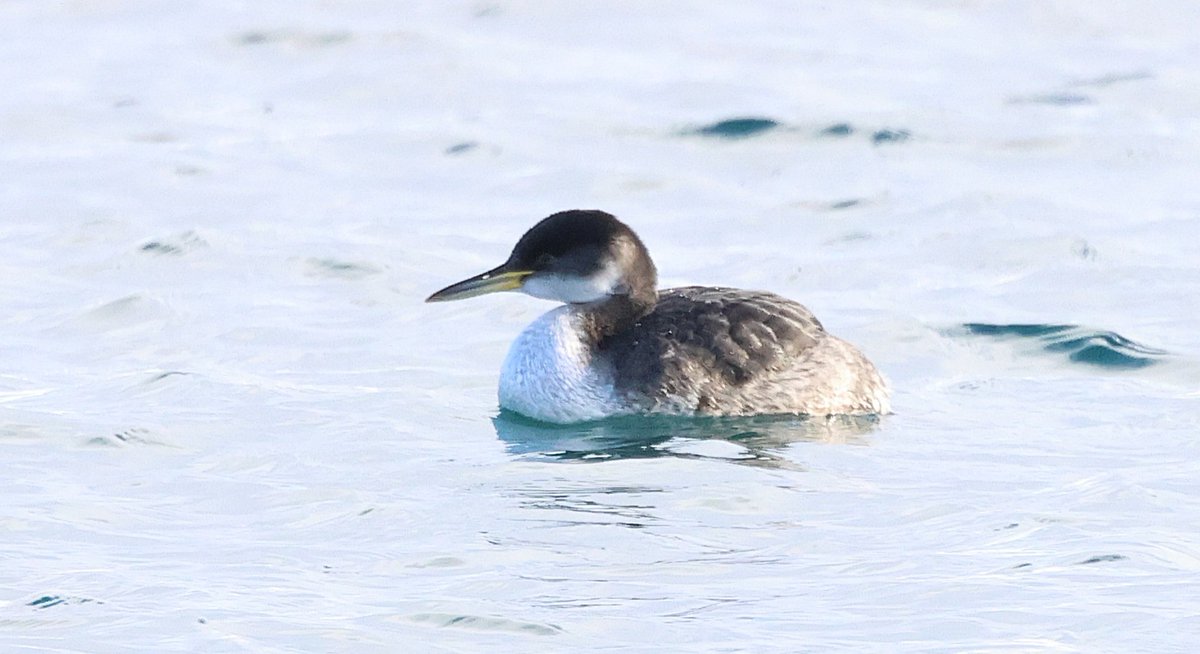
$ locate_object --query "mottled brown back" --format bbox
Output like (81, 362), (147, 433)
(597, 286), (826, 406)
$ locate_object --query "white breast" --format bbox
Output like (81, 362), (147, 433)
(498, 306), (627, 423)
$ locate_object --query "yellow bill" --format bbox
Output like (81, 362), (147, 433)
(425, 267), (533, 302)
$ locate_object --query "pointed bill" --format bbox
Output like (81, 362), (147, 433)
(425, 266), (533, 302)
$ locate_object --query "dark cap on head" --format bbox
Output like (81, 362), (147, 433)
(426, 209), (657, 308)
(506, 210), (636, 273)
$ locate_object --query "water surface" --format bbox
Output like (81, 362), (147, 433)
(2, 1), (1199, 652)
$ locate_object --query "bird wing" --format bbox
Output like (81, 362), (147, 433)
(600, 286), (826, 401)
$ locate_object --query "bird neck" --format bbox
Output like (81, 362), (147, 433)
(577, 286), (657, 342)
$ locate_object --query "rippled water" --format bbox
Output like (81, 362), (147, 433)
(3, 2), (1199, 652)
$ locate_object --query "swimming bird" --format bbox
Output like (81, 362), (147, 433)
(426, 210), (890, 423)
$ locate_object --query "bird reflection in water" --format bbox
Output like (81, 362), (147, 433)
(492, 410), (881, 467)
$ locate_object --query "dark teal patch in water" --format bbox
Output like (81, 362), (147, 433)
(139, 231), (206, 256)
(1078, 554), (1127, 565)
(141, 241), (182, 254)
(28, 595), (99, 609)
(872, 129), (911, 144)
(960, 323), (1168, 369)
(962, 323), (1074, 338)
(688, 118), (780, 139)
(445, 141), (478, 155)
(820, 123), (854, 137)
(147, 371), (191, 383)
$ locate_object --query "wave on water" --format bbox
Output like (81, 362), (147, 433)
(958, 323), (1169, 369)
(684, 117), (781, 139)
(681, 117), (913, 145)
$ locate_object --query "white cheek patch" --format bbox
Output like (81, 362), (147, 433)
(522, 260), (623, 303)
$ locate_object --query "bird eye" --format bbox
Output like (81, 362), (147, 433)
(535, 253), (556, 268)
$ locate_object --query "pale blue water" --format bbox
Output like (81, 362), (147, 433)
(3, 2), (1200, 652)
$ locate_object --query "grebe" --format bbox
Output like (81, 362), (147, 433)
(426, 210), (890, 424)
